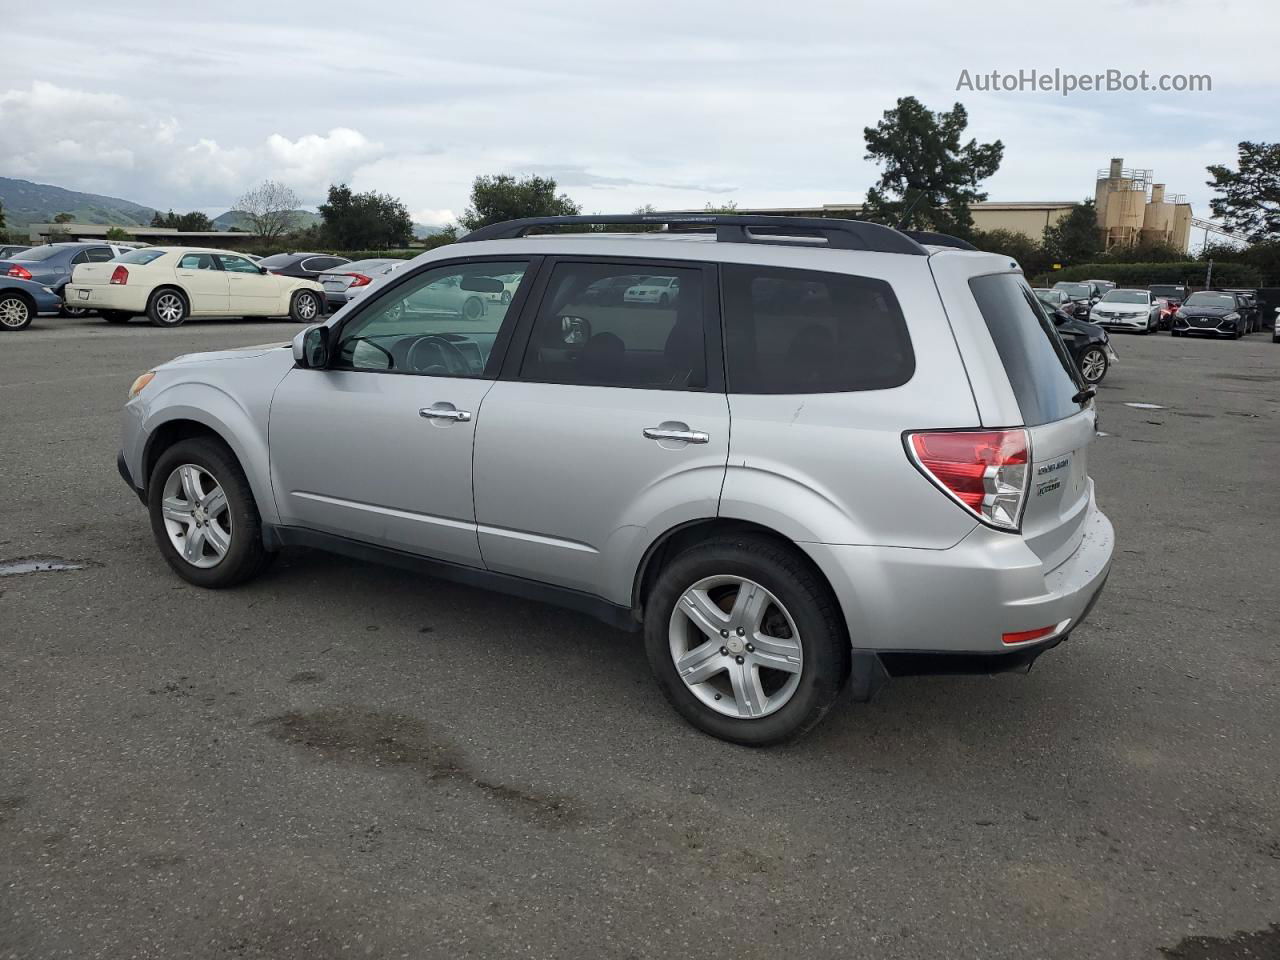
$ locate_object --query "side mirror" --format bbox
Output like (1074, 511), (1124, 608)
(560, 315), (591, 345)
(293, 324), (330, 368)
(258, 266), (270, 275)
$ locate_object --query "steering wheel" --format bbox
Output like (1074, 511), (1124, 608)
(406, 335), (471, 375)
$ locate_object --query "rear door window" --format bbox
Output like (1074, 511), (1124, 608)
(519, 262), (707, 390)
(721, 264), (914, 393)
(969, 273), (1081, 426)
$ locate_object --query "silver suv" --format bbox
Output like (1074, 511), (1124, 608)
(118, 215), (1114, 745)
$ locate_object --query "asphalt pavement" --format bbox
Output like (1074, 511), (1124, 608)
(1, 316), (1278, 959)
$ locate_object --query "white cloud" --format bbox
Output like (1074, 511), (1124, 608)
(412, 208), (457, 227)
(0, 82), (385, 209)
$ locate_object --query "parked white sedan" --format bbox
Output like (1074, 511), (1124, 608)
(65, 247), (325, 327)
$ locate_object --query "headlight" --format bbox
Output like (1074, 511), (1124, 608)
(128, 371), (156, 399)
(1225, 313), (1240, 321)
(1175, 310), (1186, 318)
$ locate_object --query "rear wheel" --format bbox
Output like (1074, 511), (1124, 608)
(290, 289), (322, 323)
(101, 310), (131, 324)
(59, 304), (90, 318)
(644, 535), (849, 746)
(148, 289), (188, 327)
(0, 292), (34, 331)
(147, 437), (273, 588)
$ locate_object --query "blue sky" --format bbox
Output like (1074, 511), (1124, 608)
(3, 0), (1276, 234)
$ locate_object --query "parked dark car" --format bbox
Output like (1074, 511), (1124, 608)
(1034, 288), (1117, 384)
(1051, 280), (1098, 319)
(0, 275), (63, 331)
(1170, 290), (1252, 339)
(0, 241), (132, 316)
(1086, 279), (1115, 298)
(1217, 288), (1260, 333)
(1149, 284), (1189, 329)
(257, 252), (351, 282)
(0, 243), (32, 260)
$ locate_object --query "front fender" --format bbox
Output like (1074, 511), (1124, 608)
(130, 379), (280, 525)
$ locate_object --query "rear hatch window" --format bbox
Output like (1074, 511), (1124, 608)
(969, 274), (1081, 426)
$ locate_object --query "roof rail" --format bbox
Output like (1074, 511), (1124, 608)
(456, 214), (928, 256)
(898, 229), (977, 251)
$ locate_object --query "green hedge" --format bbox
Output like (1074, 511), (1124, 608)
(1040, 261), (1262, 287)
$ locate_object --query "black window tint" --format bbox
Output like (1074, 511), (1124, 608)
(520, 263), (706, 390)
(721, 264), (914, 394)
(969, 274), (1081, 426)
(257, 254), (292, 269)
(85, 247), (116, 262)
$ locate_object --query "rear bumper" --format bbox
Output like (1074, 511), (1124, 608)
(803, 501), (1115, 660)
(64, 284), (148, 313)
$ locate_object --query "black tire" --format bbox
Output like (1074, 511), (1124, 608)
(59, 304), (90, 318)
(462, 296), (484, 321)
(1079, 346), (1108, 384)
(147, 288), (188, 327)
(0, 291), (34, 331)
(658, 294), (670, 307)
(644, 535), (850, 746)
(1170, 330), (1181, 338)
(148, 437), (274, 588)
(290, 289), (322, 323)
(101, 310), (131, 324)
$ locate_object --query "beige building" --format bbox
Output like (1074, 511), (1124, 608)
(736, 157), (1194, 252)
(1093, 158), (1192, 251)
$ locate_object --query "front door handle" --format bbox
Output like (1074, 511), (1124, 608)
(419, 404), (471, 422)
(643, 425), (709, 444)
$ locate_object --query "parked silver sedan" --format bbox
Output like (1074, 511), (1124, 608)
(319, 258), (406, 313)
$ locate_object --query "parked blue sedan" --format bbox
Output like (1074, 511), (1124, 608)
(0, 241), (132, 317)
(0, 275), (63, 331)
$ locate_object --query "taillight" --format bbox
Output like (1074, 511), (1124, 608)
(907, 429), (1030, 531)
(346, 273), (372, 287)
(7, 265), (32, 280)
(110, 265), (129, 285)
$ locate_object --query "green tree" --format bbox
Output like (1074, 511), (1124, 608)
(105, 227), (131, 241)
(861, 97), (1003, 238)
(1206, 141), (1280, 242)
(1041, 200), (1103, 266)
(458, 174), (580, 231)
(319, 183), (414, 249)
(1, 199), (8, 230)
(53, 212), (74, 224)
(150, 210), (166, 227)
(174, 211), (212, 231)
(973, 228), (1049, 275)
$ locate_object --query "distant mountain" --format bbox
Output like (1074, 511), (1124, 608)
(212, 209), (322, 232)
(0, 176), (156, 229)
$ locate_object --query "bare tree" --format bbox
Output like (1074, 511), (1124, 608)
(235, 180), (300, 239)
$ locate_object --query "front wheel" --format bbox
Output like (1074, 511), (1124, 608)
(0, 292), (34, 331)
(148, 437), (273, 588)
(290, 289), (322, 323)
(148, 289), (188, 327)
(462, 296), (484, 321)
(644, 535), (850, 746)
(1079, 346), (1108, 384)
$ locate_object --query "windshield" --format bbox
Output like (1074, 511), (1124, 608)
(1053, 282), (1091, 298)
(1101, 290), (1148, 304)
(1184, 293), (1234, 308)
(11, 244), (68, 263)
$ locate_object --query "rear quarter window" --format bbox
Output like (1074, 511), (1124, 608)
(721, 264), (914, 393)
(118, 249), (167, 265)
(969, 273), (1081, 426)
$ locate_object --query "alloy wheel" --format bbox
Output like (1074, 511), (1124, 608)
(155, 293), (184, 324)
(0, 296), (30, 329)
(296, 292), (318, 320)
(1080, 348), (1107, 383)
(668, 575), (803, 719)
(160, 464), (232, 568)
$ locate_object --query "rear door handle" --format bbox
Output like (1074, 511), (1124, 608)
(643, 426), (709, 444)
(419, 405), (471, 422)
